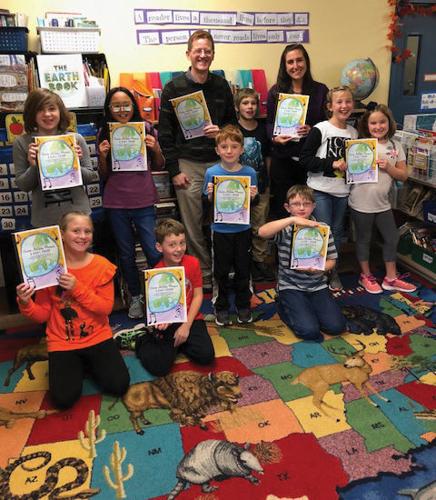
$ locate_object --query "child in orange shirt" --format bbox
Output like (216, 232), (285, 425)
(16, 211), (130, 409)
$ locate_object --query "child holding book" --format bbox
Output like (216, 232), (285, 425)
(13, 89), (97, 228)
(299, 86), (358, 291)
(349, 104), (416, 293)
(97, 87), (165, 319)
(203, 125), (258, 326)
(235, 88), (274, 282)
(16, 211), (130, 409)
(259, 185), (346, 342)
(134, 218), (215, 377)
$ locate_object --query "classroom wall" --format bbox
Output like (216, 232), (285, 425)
(4, 0), (393, 104)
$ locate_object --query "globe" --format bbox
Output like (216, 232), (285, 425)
(340, 58), (379, 101)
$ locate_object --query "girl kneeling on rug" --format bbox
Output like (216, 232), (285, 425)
(16, 211), (130, 409)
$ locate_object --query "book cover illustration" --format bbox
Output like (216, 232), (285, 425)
(144, 266), (187, 326)
(273, 93), (309, 137)
(213, 175), (251, 225)
(170, 90), (211, 140)
(36, 54), (88, 108)
(35, 134), (82, 191)
(13, 225), (67, 290)
(109, 122), (147, 171)
(290, 223), (330, 271)
(346, 138), (378, 184)
(5, 114), (24, 144)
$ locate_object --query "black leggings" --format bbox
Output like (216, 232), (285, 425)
(135, 320), (215, 377)
(48, 338), (130, 409)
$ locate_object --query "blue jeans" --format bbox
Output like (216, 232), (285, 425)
(312, 190), (348, 253)
(108, 207), (161, 296)
(277, 288), (346, 341)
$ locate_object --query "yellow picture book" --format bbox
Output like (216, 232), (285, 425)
(170, 90), (212, 140)
(273, 93), (310, 138)
(109, 122), (147, 171)
(213, 175), (251, 225)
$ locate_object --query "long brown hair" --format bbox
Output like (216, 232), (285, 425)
(23, 89), (71, 133)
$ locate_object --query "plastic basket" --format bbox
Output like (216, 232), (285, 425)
(37, 27), (100, 54)
(0, 27), (28, 53)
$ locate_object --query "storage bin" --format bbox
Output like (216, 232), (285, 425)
(37, 27), (100, 54)
(411, 244), (436, 273)
(0, 27), (28, 53)
(423, 200), (436, 226)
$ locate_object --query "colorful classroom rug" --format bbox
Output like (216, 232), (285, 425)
(0, 275), (435, 500)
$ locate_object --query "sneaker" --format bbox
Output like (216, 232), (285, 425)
(128, 294), (144, 319)
(237, 308), (253, 324)
(358, 273), (382, 294)
(114, 323), (148, 350)
(328, 269), (343, 292)
(215, 310), (232, 326)
(382, 276), (417, 293)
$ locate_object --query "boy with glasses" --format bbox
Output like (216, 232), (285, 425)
(258, 185), (346, 342)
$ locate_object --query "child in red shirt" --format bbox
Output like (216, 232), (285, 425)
(17, 211), (130, 408)
(135, 218), (215, 376)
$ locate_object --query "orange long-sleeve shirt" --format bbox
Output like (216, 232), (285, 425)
(19, 254), (116, 352)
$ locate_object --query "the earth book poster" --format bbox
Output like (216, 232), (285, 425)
(144, 266), (187, 326)
(13, 225), (67, 290)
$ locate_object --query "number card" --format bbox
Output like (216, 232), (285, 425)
(144, 266), (187, 326)
(273, 93), (309, 137)
(13, 225), (67, 290)
(109, 122), (147, 171)
(290, 224), (330, 271)
(346, 138), (378, 184)
(35, 134), (82, 191)
(170, 90), (211, 140)
(213, 175), (250, 225)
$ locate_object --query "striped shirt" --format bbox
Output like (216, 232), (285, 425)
(274, 221), (337, 292)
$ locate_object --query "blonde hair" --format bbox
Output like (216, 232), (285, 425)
(59, 211), (93, 232)
(325, 85), (354, 118)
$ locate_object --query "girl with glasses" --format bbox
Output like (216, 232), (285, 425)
(97, 87), (165, 319)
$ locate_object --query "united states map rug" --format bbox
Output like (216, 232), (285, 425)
(0, 280), (435, 499)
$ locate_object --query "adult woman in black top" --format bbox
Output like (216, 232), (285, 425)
(267, 44), (328, 218)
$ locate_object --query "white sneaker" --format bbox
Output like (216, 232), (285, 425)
(128, 295), (144, 319)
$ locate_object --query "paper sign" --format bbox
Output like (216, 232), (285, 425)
(109, 122), (147, 171)
(13, 225), (67, 290)
(346, 138), (378, 184)
(290, 224), (330, 271)
(213, 175), (251, 225)
(35, 134), (82, 191)
(170, 90), (211, 140)
(273, 93), (309, 137)
(144, 266), (187, 326)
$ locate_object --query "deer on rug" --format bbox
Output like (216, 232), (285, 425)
(291, 339), (390, 420)
(3, 337), (48, 387)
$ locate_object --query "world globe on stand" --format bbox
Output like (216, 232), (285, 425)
(340, 58), (379, 101)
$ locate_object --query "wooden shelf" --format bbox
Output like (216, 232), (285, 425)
(397, 253), (435, 285)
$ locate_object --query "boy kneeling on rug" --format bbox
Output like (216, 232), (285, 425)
(259, 185), (346, 342)
(135, 219), (215, 376)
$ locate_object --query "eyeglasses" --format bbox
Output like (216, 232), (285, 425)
(289, 201), (313, 208)
(191, 48), (213, 56)
(110, 104), (132, 113)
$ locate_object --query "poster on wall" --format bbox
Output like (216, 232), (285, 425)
(35, 134), (83, 191)
(37, 54), (87, 108)
(13, 225), (67, 290)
